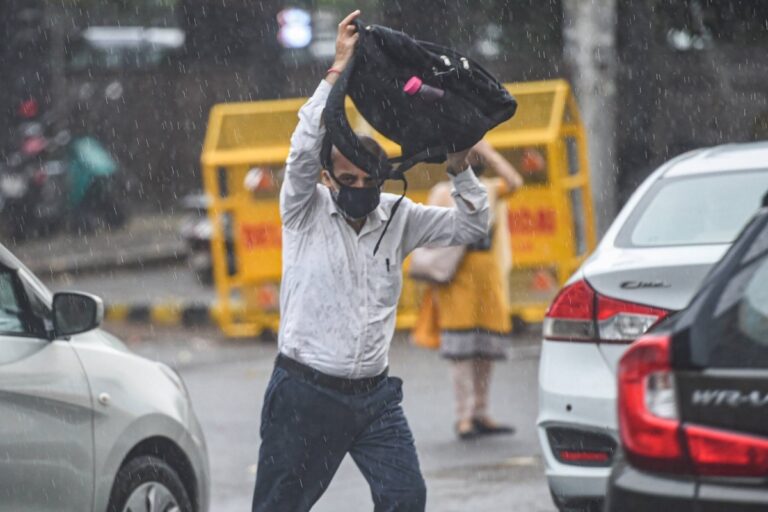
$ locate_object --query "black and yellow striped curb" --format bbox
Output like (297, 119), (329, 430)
(105, 302), (215, 328)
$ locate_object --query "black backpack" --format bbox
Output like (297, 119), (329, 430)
(321, 20), (518, 181)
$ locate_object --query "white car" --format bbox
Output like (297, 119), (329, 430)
(537, 142), (768, 512)
(0, 242), (209, 511)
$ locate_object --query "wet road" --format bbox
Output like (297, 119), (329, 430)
(114, 324), (555, 512)
(43, 261), (215, 306)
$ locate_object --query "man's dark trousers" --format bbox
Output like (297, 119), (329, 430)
(252, 355), (427, 512)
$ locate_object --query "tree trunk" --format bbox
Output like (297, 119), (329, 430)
(616, 0), (658, 203)
(563, 0), (619, 236)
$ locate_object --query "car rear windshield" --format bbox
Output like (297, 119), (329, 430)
(689, 222), (768, 368)
(617, 170), (768, 247)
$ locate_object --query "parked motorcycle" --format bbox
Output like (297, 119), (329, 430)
(0, 120), (67, 239)
(179, 193), (235, 285)
(0, 123), (128, 240)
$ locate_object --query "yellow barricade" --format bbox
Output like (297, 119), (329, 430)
(202, 80), (596, 337)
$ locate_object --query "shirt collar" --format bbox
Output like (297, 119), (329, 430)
(362, 204), (389, 235)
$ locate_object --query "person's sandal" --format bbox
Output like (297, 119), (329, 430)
(455, 420), (480, 440)
(473, 417), (515, 436)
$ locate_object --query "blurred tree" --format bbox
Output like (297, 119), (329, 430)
(0, 1), (15, 151)
(382, 0), (461, 47)
(380, 0), (563, 81)
(615, 0), (768, 203)
(179, 0), (286, 97)
(563, 0), (618, 236)
(0, 0), (50, 154)
(5, 0), (760, 212)
(615, 0), (658, 201)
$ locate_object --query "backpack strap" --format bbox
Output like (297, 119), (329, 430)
(373, 173), (408, 256)
(388, 144), (450, 178)
(322, 46), (393, 180)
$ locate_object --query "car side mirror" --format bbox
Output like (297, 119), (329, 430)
(53, 292), (104, 338)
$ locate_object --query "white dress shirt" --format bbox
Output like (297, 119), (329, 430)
(278, 79), (490, 378)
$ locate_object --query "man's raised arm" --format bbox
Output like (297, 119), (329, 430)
(403, 162), (491, 254)
(279, 81), (332, 230)
(280, 10), (360, 230)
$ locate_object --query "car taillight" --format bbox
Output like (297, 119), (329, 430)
(685, 425), (768, 477)
(617, 334), (688, 473)
(596, 295), (669, 342)
(547, 426), (617, 467)
(543, 280), (595, 341)
(543, 279), (669, 342)
(619, 334), (768, 477)
(560, 450), (611, 464)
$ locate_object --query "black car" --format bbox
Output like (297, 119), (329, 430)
(606, 204), (768, 511)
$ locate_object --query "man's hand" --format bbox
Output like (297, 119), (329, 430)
(326, 10), (360, 84)
(446, 148), (471, 176)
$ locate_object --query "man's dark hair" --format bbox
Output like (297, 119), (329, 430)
(328, 134), (387, 172)
(358, 134), (387, 161)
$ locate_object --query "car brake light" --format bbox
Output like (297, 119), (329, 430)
(619, 334), (768, 478)
(559, 450), (611, 464)
(544, 279), (669, 342)
(685, 425), (768, 477)
(543, 280), (595, 341)
(546, 426), (617, 467)
(617, 334), (689, 473)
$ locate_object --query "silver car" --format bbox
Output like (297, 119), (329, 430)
(0, 243), (209, 511)
(537, 141), (768, 511)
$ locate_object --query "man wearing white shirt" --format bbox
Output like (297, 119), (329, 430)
(252, 10), (490, 512)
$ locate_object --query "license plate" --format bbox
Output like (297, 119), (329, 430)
(0, 175), (28, 198)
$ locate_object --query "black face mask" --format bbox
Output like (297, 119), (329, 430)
(329, 173), (381, 220)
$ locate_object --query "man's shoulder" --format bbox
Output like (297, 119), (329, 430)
(381, 191), (408, 203)
(380, 192), (418, 212)
(281, 184), (330, 228)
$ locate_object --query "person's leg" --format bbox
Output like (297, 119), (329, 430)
(471, 358), (515, 435)
(472, 358), (492, 421)
(252, 367), (351, 512)
(450, 359), (475, 436)
(349, 377), (427, 512)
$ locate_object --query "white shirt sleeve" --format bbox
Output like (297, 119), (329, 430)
(402, 167), (490, 254)
(279, 80), (332, 230)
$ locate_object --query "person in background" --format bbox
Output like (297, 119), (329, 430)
(421, 140), (523, 440)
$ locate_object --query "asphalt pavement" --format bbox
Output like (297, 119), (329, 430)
(43, 260), (215, 306)
(113, 323), (555, 512)
(26, 215), (557, 510)
(9, 213), (187, 276)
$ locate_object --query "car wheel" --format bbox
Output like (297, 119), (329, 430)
(108, 455), (193, 512)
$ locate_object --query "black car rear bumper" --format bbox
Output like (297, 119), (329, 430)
(606, 461), (696, 512)
(607, 460), (768, 512)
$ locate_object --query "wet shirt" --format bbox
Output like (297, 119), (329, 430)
(278, 80), (490, 378)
